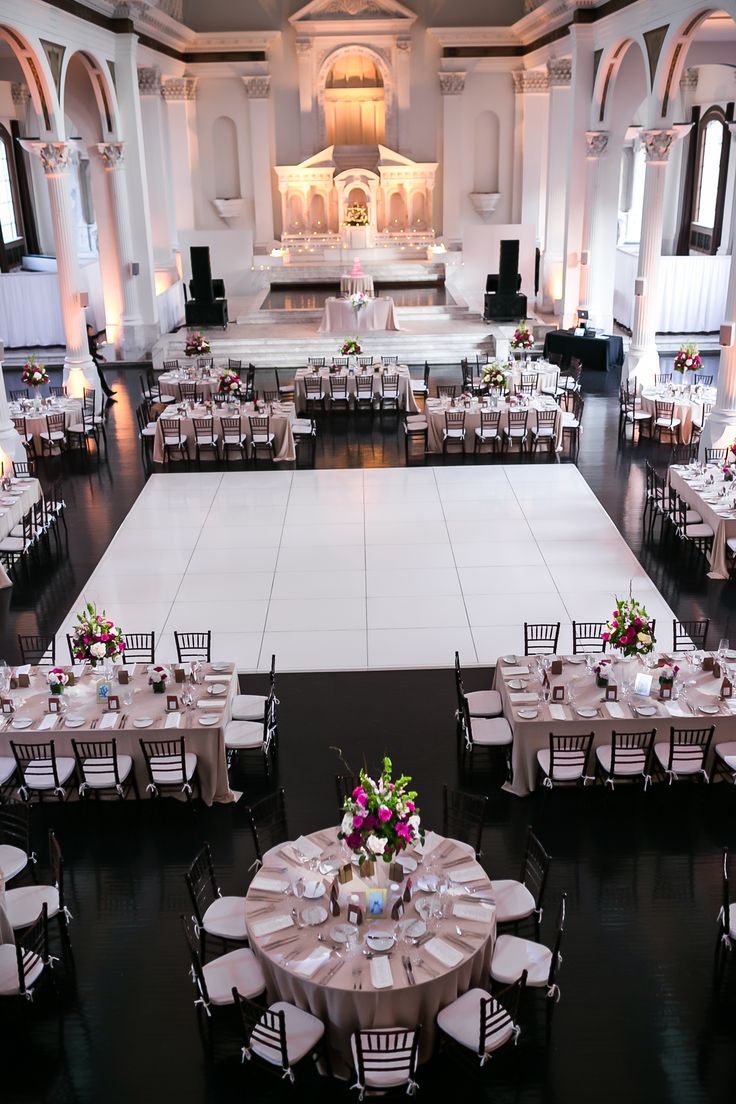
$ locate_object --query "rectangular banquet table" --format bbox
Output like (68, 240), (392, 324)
(543, 330), (624, 372)
(0, 662), (237, 804)
(668, 464), (736, 580)
(318, 296), (399, 333)
(0, 478), (42, 588)
(640, 388), (714, 445)
(493, 654), (736, 796)
(152, 401), (296, 463)
(294, 364), (419, 414)
(156, 372), (219, 402)
(424, 396), (563, 454)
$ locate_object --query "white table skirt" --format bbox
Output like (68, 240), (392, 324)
(153, 404), (296, 463)
(340, 275), (375, 296)
(319, 297), (399, 334)
(0, 261), (104, 347)
(668, 465), (736, 580)
(425, 399), (562, 454)
(640, 389), (714, 445)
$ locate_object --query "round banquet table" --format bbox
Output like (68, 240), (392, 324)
(340, 274), (374, 296)
(639, 386), (715, 445)
(9, 399), (83, 451)
(245, 826), (496, 1078)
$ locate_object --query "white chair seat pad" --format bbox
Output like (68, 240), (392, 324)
(532, 426), (555, 437)
(492, 879), (536, 923)
(150, 751), (197, 783)
(653, 743), (705, 774)
(82, 754), (134, 788)
(23, 757), (75, 790)
(536, 748), (585, 782)
(252, 434), (275, 445)
(350, 1032), (416, 1089)
(655, 417), (681, 427)
(595, 745), (647, 776)
(491, 933), (552, 988)
(436, 987), (514, 1054)
(202, 894), (249, 940)
(0, 843), (28, 881)
(505, 427), (527, 437)
(0, 941), (43, 996)
(203, 947), (265, 1004)
(292, 421), (314, 434)
(252, 1001), (325, 1066)
(688, 524), (714, 539)
(225, 720), (263, 750)
(443, 429), (465, 439)
(5, 884), (59, 929)
(466, 689), (502, 718)
(470, 716), (512, 746)
(40, 432), (65, 441)
(475, 427), (499, 439)
(232, 694), (267, 721)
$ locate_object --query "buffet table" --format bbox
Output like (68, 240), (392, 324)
(669, 464), (736, 580)
(294, 364), (419, 414)
(318, 297), (399, 333)
(245, 826), (495, 1078)
(424, 396), (562, 454)
(152, 402), (297, 463)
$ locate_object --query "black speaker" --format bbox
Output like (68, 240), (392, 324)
(497, 239), (519, 296)
(190, 246), (214, 303)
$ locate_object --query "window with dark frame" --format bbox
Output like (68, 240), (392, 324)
(689, 105), (732, 254)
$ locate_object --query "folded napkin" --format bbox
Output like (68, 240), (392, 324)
(292, 947), (331, 978)
(196, 698), (225, 708)
(290, 835), (322, 861)
(454, 901), (494, 923)
(369, 955), (394, 989)
(424, 937), (463, 968)
(251, 914), (293, 938)
(448, 865), (481, 884)
(415, 830), (444, 859)
(664, 701), (692, 718)
(251, 876), (289, 894)
(15, 664), (30, 676)
(502, 666), (530, 678)
(165, 713), (181, 729)
(549, 704), (568, 721)
(37, 714), (57, 731)
(99, 713), (120, 730)
(605, 702), (626, 719)
(71, 661), (85, 677)
(510, 693), (539, 705)
(204, 673), (232, 682)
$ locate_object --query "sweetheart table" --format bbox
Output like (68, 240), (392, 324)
(318, 297), (399, 333)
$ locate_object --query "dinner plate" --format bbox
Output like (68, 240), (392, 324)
(211, 662), (230, 672)
(503, 655), (517, 664)
(299, 905), (328, 927)
(207, 683), (227, 696)
(699, 703), (719, 714)
(199, 713), (220, 726)
(65, 715), (85, 728)
(366, 931), (396, 952)
(414, 898), (433, 921)
(517, 708), (539, 719)
(402, 919), (427, 940)
(508, 679), (526, 691)
(331, 923), (358, 944)
(576, 707), (598, 718)
(133, 717), (154, 728)
(416, 875), (439, 893)
(567, 656), (585, 664)
(12, 716), (33, 728)
(635, 705), (657, 716)
(303, 880), (326, 899)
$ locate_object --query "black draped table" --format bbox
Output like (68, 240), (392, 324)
(543, 330), (624, 373)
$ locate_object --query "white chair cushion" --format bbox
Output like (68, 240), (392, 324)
(0, 843), (28, 881)
(150, 751), (197, 783)
(466, 690), (502, 718)
(715, 741), (736, 772)
(536, 748), (585, 782)
(252, 433), (275, 445)
(411, 381), (428, 392)
(141, 426), (157, 437)
(505, 427), (527, 437)
(5, 884), (59, 929)
(0, 941), (44, 996)
(0, 756), (15, 785)
(492, 879), (536, 923)
(305, 391), (325, 401)
(491, 933), (552, 988)
(595, 745), (647, 777)
(225, 721), (263, 750)
(160, 394), (176, 403)
(232, 694), (267, 721)
(443, 429), (465, 439)
(350, 1032), (416, 1089)
(475, 427), (499, 439)
(203, 947), (265, 1004)
(202, 894), (249, 941)
(40, 432), (65, 442)
(0, 538), (25, 552)
(81, 754), (133, 789)
(164, 434), (188, 444)
(252, 1001), (325, 1066)
(626, 411), (651, 422)
(470, 717), (512, 747)
(532, 426), (555, 437)
(655, 417), (681, 427)
(23, 757), (75, 790)
(436, 987), (514, 1054)
(653, 742), (705, 774)
(687, 523), (714, 539)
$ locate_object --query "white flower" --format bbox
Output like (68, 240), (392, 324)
(340, 812), (354, 836)
(638, 633), (651, 644)
(367, 835), (387, 855)
(408, 814), (421, 832)
(90, 642), (106, 658)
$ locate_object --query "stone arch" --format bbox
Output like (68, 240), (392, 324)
(652, 7), (736, 124)
(60, 50), (120, 139)
(592, 37), (649, 129)
(0, 25), (62, 137)
(317, 43), (395, 148)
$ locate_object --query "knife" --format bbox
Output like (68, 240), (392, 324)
(406, 957), (416, 986)
(401, 955), (413, 985)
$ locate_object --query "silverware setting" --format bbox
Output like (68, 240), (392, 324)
(414, 956), (438, 978)
(265, 933), (299, 950)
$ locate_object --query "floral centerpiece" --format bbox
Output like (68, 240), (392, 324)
(47, 668), (69, 696)
(603, 594), (655, 657)
(184, 331), (211, 358)
(218, 369), (243, 402)
(594, 658), (612, 688)
(70, 603), (125, 667)
(657, 661), (679, 687)
(344, 204), (369, 227)
(341, 337), (362, 356)
(674, 343), (701, 374)
(349, 291), (369, 313)
(338, 756), (425, 864)
(149, 665), (169, 694)
(21, 354), (50, 389)
(481, 362), (508, 391)
(510, 323), (534, 351)
(723, 464), (734, 483)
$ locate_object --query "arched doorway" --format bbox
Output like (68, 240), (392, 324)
(323, 50), (386, 146)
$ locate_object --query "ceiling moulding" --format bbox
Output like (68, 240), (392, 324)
(83, 1), (280, 55)
(430, 0), (603, 52)
(290, 0), (417, 37)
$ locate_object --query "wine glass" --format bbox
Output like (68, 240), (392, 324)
(718, 639), (730, 663)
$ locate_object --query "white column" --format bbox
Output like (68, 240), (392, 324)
(0, 344), (25, 465)
(700, 123), (736, 456)
(396, 38), (412, 156)
(19, 141), (100, 406)
(513, 71), (550, 276)
(540, 59), (572, 314)
(623, 129), (680, 385)
(578, 131), (609, 321)
(93, 143), (143, 343)
(560, 30), (596, 328)
(439, 72), (466, 248)
(161, 75), (197, 248)
(139, 68), (179, 269)
(242, 77), (275, 250)
(295, 40), (316, 160)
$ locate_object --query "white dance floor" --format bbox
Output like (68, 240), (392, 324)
(57, 466), (677, 672)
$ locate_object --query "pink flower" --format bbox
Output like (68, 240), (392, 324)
(396, 822), (412, 840)
(378, 806), (392, 822)
(352, 786), (368, 807)
(352, 815), (364, 829)
(100, 633), (110, 642)
(406, 801), (415, 812)
(602, 633), (609, 642)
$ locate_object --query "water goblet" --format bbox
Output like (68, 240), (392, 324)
(718, 639), (730, 663)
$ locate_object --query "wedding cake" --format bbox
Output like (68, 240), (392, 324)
(350, 257), (364, 278)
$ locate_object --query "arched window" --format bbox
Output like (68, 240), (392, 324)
(0, 126), (21, 245)
(690, 107), (730, 253)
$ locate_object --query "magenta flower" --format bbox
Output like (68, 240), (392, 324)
(378, 806), (392, 822)
(352, 815), (364, 829)
(407, 801), (415, 812)
(396, 822), (411, 840)
(346, 831), (362, 850)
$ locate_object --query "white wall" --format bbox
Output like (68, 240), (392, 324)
(178, 228), (256, 299)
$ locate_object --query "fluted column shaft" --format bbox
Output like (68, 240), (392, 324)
(95, 143), (142, 328)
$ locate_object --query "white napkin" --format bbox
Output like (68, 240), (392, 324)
(252, 876), (289, 894)
(503, 666), (530, 678)
(510, 693), (538, 705)
(292, 947), (331, 978)
(448, 865), (481, 884)
(165, 713), (181, 729)
(415, 830), (443, 858)
(15, 664), (30, 676)
(549, 704), (568, 721)
(99, 713), (119, 730)
(454, 901), (494, 923)
(665, 701), (692, 718)
(424, 937), (463, 967)
(605, 703), (626, 719)
(196, 698), (225, 708)
(370, 955), (394, 989)
(72, 663), (86, 677)
(204, 673), (231, 682)
(252, 914), (294, 938)
(125, 663), (137, 679)
(37, 714), (57, 731)
(290, 835), (322, 861)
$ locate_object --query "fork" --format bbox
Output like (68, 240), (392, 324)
(352, 966), (361, 990)
(414, 956), (438, 978)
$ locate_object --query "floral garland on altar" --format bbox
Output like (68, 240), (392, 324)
(344, 204), (369, 227)
(184, 331), (211, 358)
(341, 337), (362, 356)
(338, 756), (425, 863)
(21, 354), (49, 389)
(510, 323), (534, 351)
(674, 343), (701, 374)
(70, 602), (125, 666)
(603, 593), (655, 657)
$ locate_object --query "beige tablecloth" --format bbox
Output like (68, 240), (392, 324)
(0, 663), (236, 805)
(153, 403), (296, 463)
(157, 373), (220, 402)
(493, 653), (736, 796)
(340, 275), (374, 296)
(425, 398), (562, 454)
(319, 297), (399, 333)
(0, 478), (42, 588)
(669, 465), (736, 579)
(640, 388), (714, 444)
(10, 401), (83, 451)
(507, 361), (559, 395)
(246, 826), (495, 1078)
(294, 365), (419, 414)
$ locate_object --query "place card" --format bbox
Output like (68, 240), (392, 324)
(722, 677), (733, 700)
(1, 698), (14, 714)
(659, 684), (673, 701)
(47, 698), (61, 714)
(165, 694), (179, 712)
(605, 684), (618, 702)
(107, 695), (120, 712)
(551, 686), (565, 703)
(346, 898), (363, 926)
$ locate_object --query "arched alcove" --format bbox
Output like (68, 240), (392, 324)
(212, 116), (240, 199)
(473, 111), (500, 194)
(320, 45), (390, 147)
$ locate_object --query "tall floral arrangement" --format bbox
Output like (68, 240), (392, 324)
(70, 602), (125, 666)
(338, 757), (425, 863)
(341, 337), (362, 356)
(603, 595), (655, 657)
(21, 354), (50, 389)
(510, 323), (534, 351)
(344, 204), (369, 227)
(674, 343), (701, 374)
(481, 362), (508, 391)
(218, 369), (243, 401)
(184, 331), (211, 358)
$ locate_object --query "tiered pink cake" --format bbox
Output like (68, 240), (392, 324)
(350, 257), (364, 277)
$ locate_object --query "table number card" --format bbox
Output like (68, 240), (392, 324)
(634, 673), (653, 697)
(346, 898), (363, 926)
(48, 697), (61, 713)
(722, 677), (733, 700)
(107, 695), (120, 712)
(96, 679), (112, 705)
(659, 684), (672, 701)
(551, 685), (565, 703)
(166, 694), (179, 713)
(1, 698), (14, 714)
(605, 684), (618, 702)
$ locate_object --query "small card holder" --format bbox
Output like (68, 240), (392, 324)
(390, 896), (404, 921)
(66, 670), (76, 686)
(703, 656), (715, 672)
(551, 685), (565, 703)
(1, 698), (14, 714)
(18, 673), (30, 688)
(658, 684), (672, 701)
(722, 677), (733, 700)
(550, 659), (563, 676)
(337, 862), (353, 885)
(388, 861), (404, 883)
(174, 667), (186, 684)
(605, 683), (618, 702)
(117, 669), (129, 685)
(359, 858), (375, 879)
(166, 695), (179, 712)
(346, 901), (363, 926)
(713, 662), (722, 680)
(107, 695), (120, 712)
(48, 697), (61, 713)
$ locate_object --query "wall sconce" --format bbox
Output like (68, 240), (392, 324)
(131, 262), (140, 276)
(78, 291), (89, 308)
